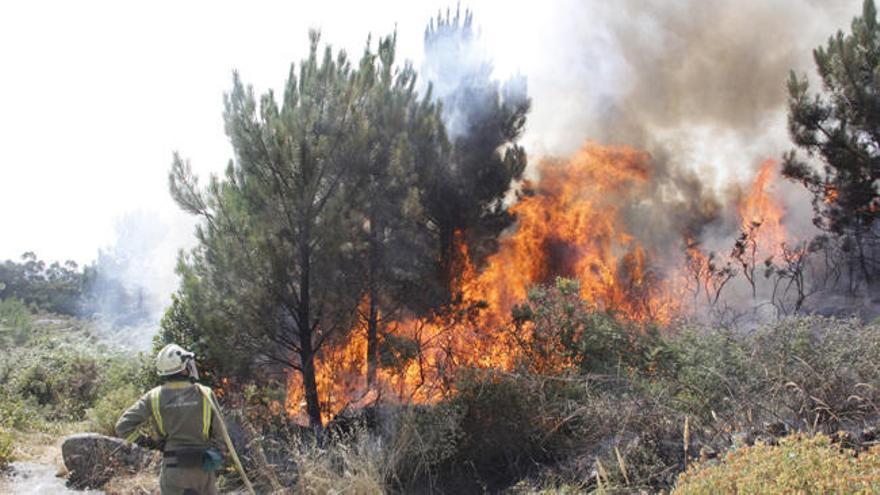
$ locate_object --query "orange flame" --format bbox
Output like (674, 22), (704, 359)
(285, 148), (792, 422)
(738, 159), (787, 257)
(824, 185), (839, 205)
(461, 144), (681, 323)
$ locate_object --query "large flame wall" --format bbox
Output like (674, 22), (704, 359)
(286, 143), (789, 423)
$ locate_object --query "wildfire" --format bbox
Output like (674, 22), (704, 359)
(285, 146), (793, 423)
(824, 185), (839, 205)
(738, 159), (787, 258)
(461, 144), (680, 324)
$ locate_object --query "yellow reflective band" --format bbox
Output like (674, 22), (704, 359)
(196, 384), (255, 495)
(200, 386), (212, 441)
(151, 387), (165, 437)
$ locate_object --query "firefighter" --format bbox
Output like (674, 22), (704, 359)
(116, 344), (225, 495)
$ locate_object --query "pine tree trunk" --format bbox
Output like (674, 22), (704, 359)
(855, 225), (873, 286)
(439, 223), (456, 291)
(298, 233), (323, 429)
(300, 344), (322, 429)
(365, 218), (381, 389)
(366, 293), (378, 389)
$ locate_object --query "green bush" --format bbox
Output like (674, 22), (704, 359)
(673, 434), (880, 494)
(3, 334), (148, 424)
(10, 348), (101, 420)
(100, 352), (156, 397)
(662, 326), (753, 420)
(0, 427), (13, 469)
(87, 383), (142, 436)
(0, 394), (42, 431)
(511, 278), (674, 377)
(0, 298), (32, 346)
(156, 291), (251, 382)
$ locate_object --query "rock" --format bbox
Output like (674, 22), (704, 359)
(61, 433), (150, 489)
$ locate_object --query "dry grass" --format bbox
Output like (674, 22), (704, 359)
(288, 431), (386, 495)
(674, 434), (880, 494)
(102, 469), (159, 495)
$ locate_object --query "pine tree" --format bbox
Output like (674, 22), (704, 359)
(784, 0), (880, 285)
(349, 34), (448, 388)
(420, 8), (531, 290)
(169, 32), (364, 428)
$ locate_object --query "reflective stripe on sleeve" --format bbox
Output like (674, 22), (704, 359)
(200, 385), (212, 441)
(150, 388), (165, 437)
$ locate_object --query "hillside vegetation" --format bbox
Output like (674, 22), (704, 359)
(5, 281), (880, 493)
(0, 298), (151, 469)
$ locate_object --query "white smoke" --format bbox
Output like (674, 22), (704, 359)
(86, 209), (194, 350)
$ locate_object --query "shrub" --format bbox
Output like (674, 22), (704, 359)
(0, 298), (32, 346)
(750, 316), (880, 431)
(100, 352), (156, 397)
(3, 331), (150, 424)
(0, 391), (43, 431)
(387, 403), (464, 490)
(663, 325), (754, 420)
(156, 291), (251, 381)
(0, 427), (13, 469)
(410, 367), (688, 492)
(511, 278), (674, 377)
(287, 430), (385, 495)
(87, 383), (142, 436)
(10, 347), (102, 420)
(673, 434), (880, 494)
(665, 316), (880, 434)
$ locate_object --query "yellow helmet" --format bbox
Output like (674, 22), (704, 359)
(155, 343), (195, 376)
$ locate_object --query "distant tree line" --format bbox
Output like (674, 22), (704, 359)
(0, 251), (151, 324)
(0, 252), (83, 315)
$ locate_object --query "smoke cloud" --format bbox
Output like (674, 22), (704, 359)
(86, 210), (193, 350)
(504, 0), (860, 251)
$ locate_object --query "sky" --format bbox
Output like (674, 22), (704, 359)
(0, 0), (863, 299)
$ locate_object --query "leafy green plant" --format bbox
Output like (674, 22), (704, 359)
(87, 384), (142, 436)
(10, 347), (102, 420)
(0, 298), (32, 346)
(511, 278), (673, 377)
(0, 426), (13, 469)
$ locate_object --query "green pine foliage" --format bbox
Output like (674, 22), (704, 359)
(421, 7), (531, 284)
(167, 31), (451, 428)
(348, 33), (449, 387)
(169, 32), (368, 428)
(784, 0), (880, 284)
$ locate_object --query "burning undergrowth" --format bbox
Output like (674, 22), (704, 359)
(286, 142), (795, 423)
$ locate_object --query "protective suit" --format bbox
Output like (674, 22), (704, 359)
(116, 344), (224, 495)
